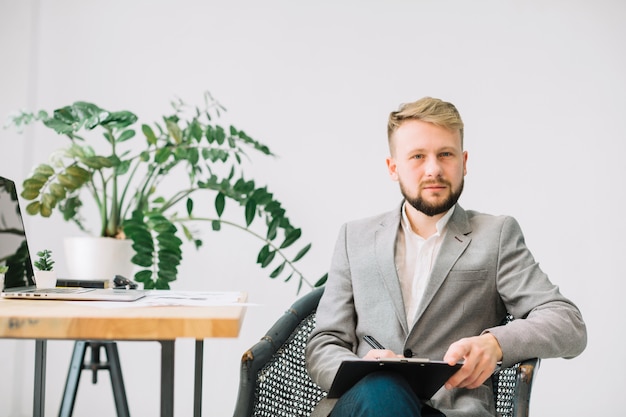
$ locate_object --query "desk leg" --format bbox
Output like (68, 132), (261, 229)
(160, 341), (175, 417)
(194, 340), (204, 417)
(34, 339), (47, 417)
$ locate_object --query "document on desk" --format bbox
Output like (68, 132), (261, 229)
(142, 291), (245, 306)
(71, 291), (249, 308)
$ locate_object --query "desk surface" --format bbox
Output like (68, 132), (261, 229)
(0, 292), (247, 340)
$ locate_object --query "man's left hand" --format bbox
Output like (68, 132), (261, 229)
(443, 333), (503, 390)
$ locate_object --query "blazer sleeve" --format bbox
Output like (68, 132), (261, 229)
(484, 216), (587, 366)
(305, 223), (361, 391)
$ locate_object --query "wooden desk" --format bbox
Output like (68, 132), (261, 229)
(0, 293), (247, 417)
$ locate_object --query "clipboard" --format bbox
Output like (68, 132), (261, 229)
(327, 358), (462, 399)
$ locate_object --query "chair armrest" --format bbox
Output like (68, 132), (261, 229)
(512, 358), (541, 417)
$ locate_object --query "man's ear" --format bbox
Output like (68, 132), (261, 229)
(463, 150), (468, 176)
(386, 157), (398, 181)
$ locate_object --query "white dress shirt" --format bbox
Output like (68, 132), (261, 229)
(395, 204), (454, 328)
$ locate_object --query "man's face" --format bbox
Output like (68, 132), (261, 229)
(386, 120), (467, 217)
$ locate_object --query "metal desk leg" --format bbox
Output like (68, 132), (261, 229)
(34, 339), (47, 417)
(105, 342), (131, 417)
(159, 341), (175, 417)
(58, 341), (87, 417)
(194, 340), (204, 417)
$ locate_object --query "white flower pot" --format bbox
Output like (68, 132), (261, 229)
(64, 237), (134, 281)
(35, 270), (57, 289)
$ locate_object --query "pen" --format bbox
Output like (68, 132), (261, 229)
(363, 335), (386, 350)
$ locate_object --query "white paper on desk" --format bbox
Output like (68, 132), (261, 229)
(142, 290), (244, 306)
(70, 291), (252, 308)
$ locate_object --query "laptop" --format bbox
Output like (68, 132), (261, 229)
(0, 175), (145, 302)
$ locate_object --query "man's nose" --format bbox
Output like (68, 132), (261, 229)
(423, 156), (443, 177)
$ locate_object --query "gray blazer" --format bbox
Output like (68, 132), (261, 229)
(306, 203), (586, 417)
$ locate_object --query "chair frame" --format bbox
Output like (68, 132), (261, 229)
(234, 287), (540, 417)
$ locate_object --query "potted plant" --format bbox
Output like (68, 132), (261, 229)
(33, 249), (57, 289)
(7, 93), (327, 290)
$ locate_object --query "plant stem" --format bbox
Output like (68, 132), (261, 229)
(107, 126), (120, 236)
(175, 216), (314, 289)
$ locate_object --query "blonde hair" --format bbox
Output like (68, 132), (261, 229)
(387, 97), (464, 151)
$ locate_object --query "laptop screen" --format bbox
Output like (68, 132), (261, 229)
(0, 176), (35, 289)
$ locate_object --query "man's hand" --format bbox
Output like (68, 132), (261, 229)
(443, 333), (503, 390)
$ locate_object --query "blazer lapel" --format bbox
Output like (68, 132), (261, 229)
(374, 204), (410, 335)
(411, 205), (473, 326)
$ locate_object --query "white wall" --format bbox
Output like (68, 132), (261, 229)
(1, 0), (624, 415)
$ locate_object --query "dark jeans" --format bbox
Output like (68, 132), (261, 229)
(330, 372), (445, 417)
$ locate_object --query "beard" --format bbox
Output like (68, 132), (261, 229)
(400, 178), (464, 217)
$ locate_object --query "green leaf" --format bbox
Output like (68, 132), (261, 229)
(21, 188), (41, 200)
(212, 220), (221, 231)
(117, 129), (136, 143)
(314, 274), (328, 287)
(131, 253), (153, 267)
(186, 198), (193, 216)
(25, 201), (41, 215)
(49, 183), (66, 199)
(292, 243), (311, 262)
(215, 126), (225, 145)
(56, 174), (81, 190)
(244, 198), (256, 227)
(256, 244), (270, 264)
(65, 165), (90, 180)
(266, 215), (281, 240)
(165, 119), (182, 144)
(155, 147), (172, 164)
(59, 196), (82, 221)
(280, 228), (302, 249)
(158, 235), (183, 251)
(23, 178), (46, 191)
(215, 192), (225, 217)
(34, 164), (55, 177)
(190, 120), (203, 141)
(134, 270), (153, 284)
(260, 249), (275, 268)
(81, 156), (113, 169)
(104, 131), (114, 143)
(115, 159), (131, 176)
(157, 268), (176, 285)
(101, 110), (138, 129)
(142, 124), (158, 145)
(205, 125), (215, 143)
(269, 261), (286, 278)
(41, 193), (57, 209)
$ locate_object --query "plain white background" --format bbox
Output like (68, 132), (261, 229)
(0, 0), (624, 416)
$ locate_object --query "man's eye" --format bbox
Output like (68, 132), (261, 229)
(412, 154), (424, 160)
(440, 152), (452, 157)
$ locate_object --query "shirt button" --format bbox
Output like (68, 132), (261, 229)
(403, 349), (413, 358)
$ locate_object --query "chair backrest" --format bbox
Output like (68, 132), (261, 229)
(233, 286), (540, 417)
(234, 287), (326, 417)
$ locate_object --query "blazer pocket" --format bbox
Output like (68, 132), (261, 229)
(447, 269), (488, 281)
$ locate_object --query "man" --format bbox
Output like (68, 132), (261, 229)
(305, 97), (587, 417)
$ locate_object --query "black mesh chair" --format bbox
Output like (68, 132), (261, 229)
(233, 287), (540, 417)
